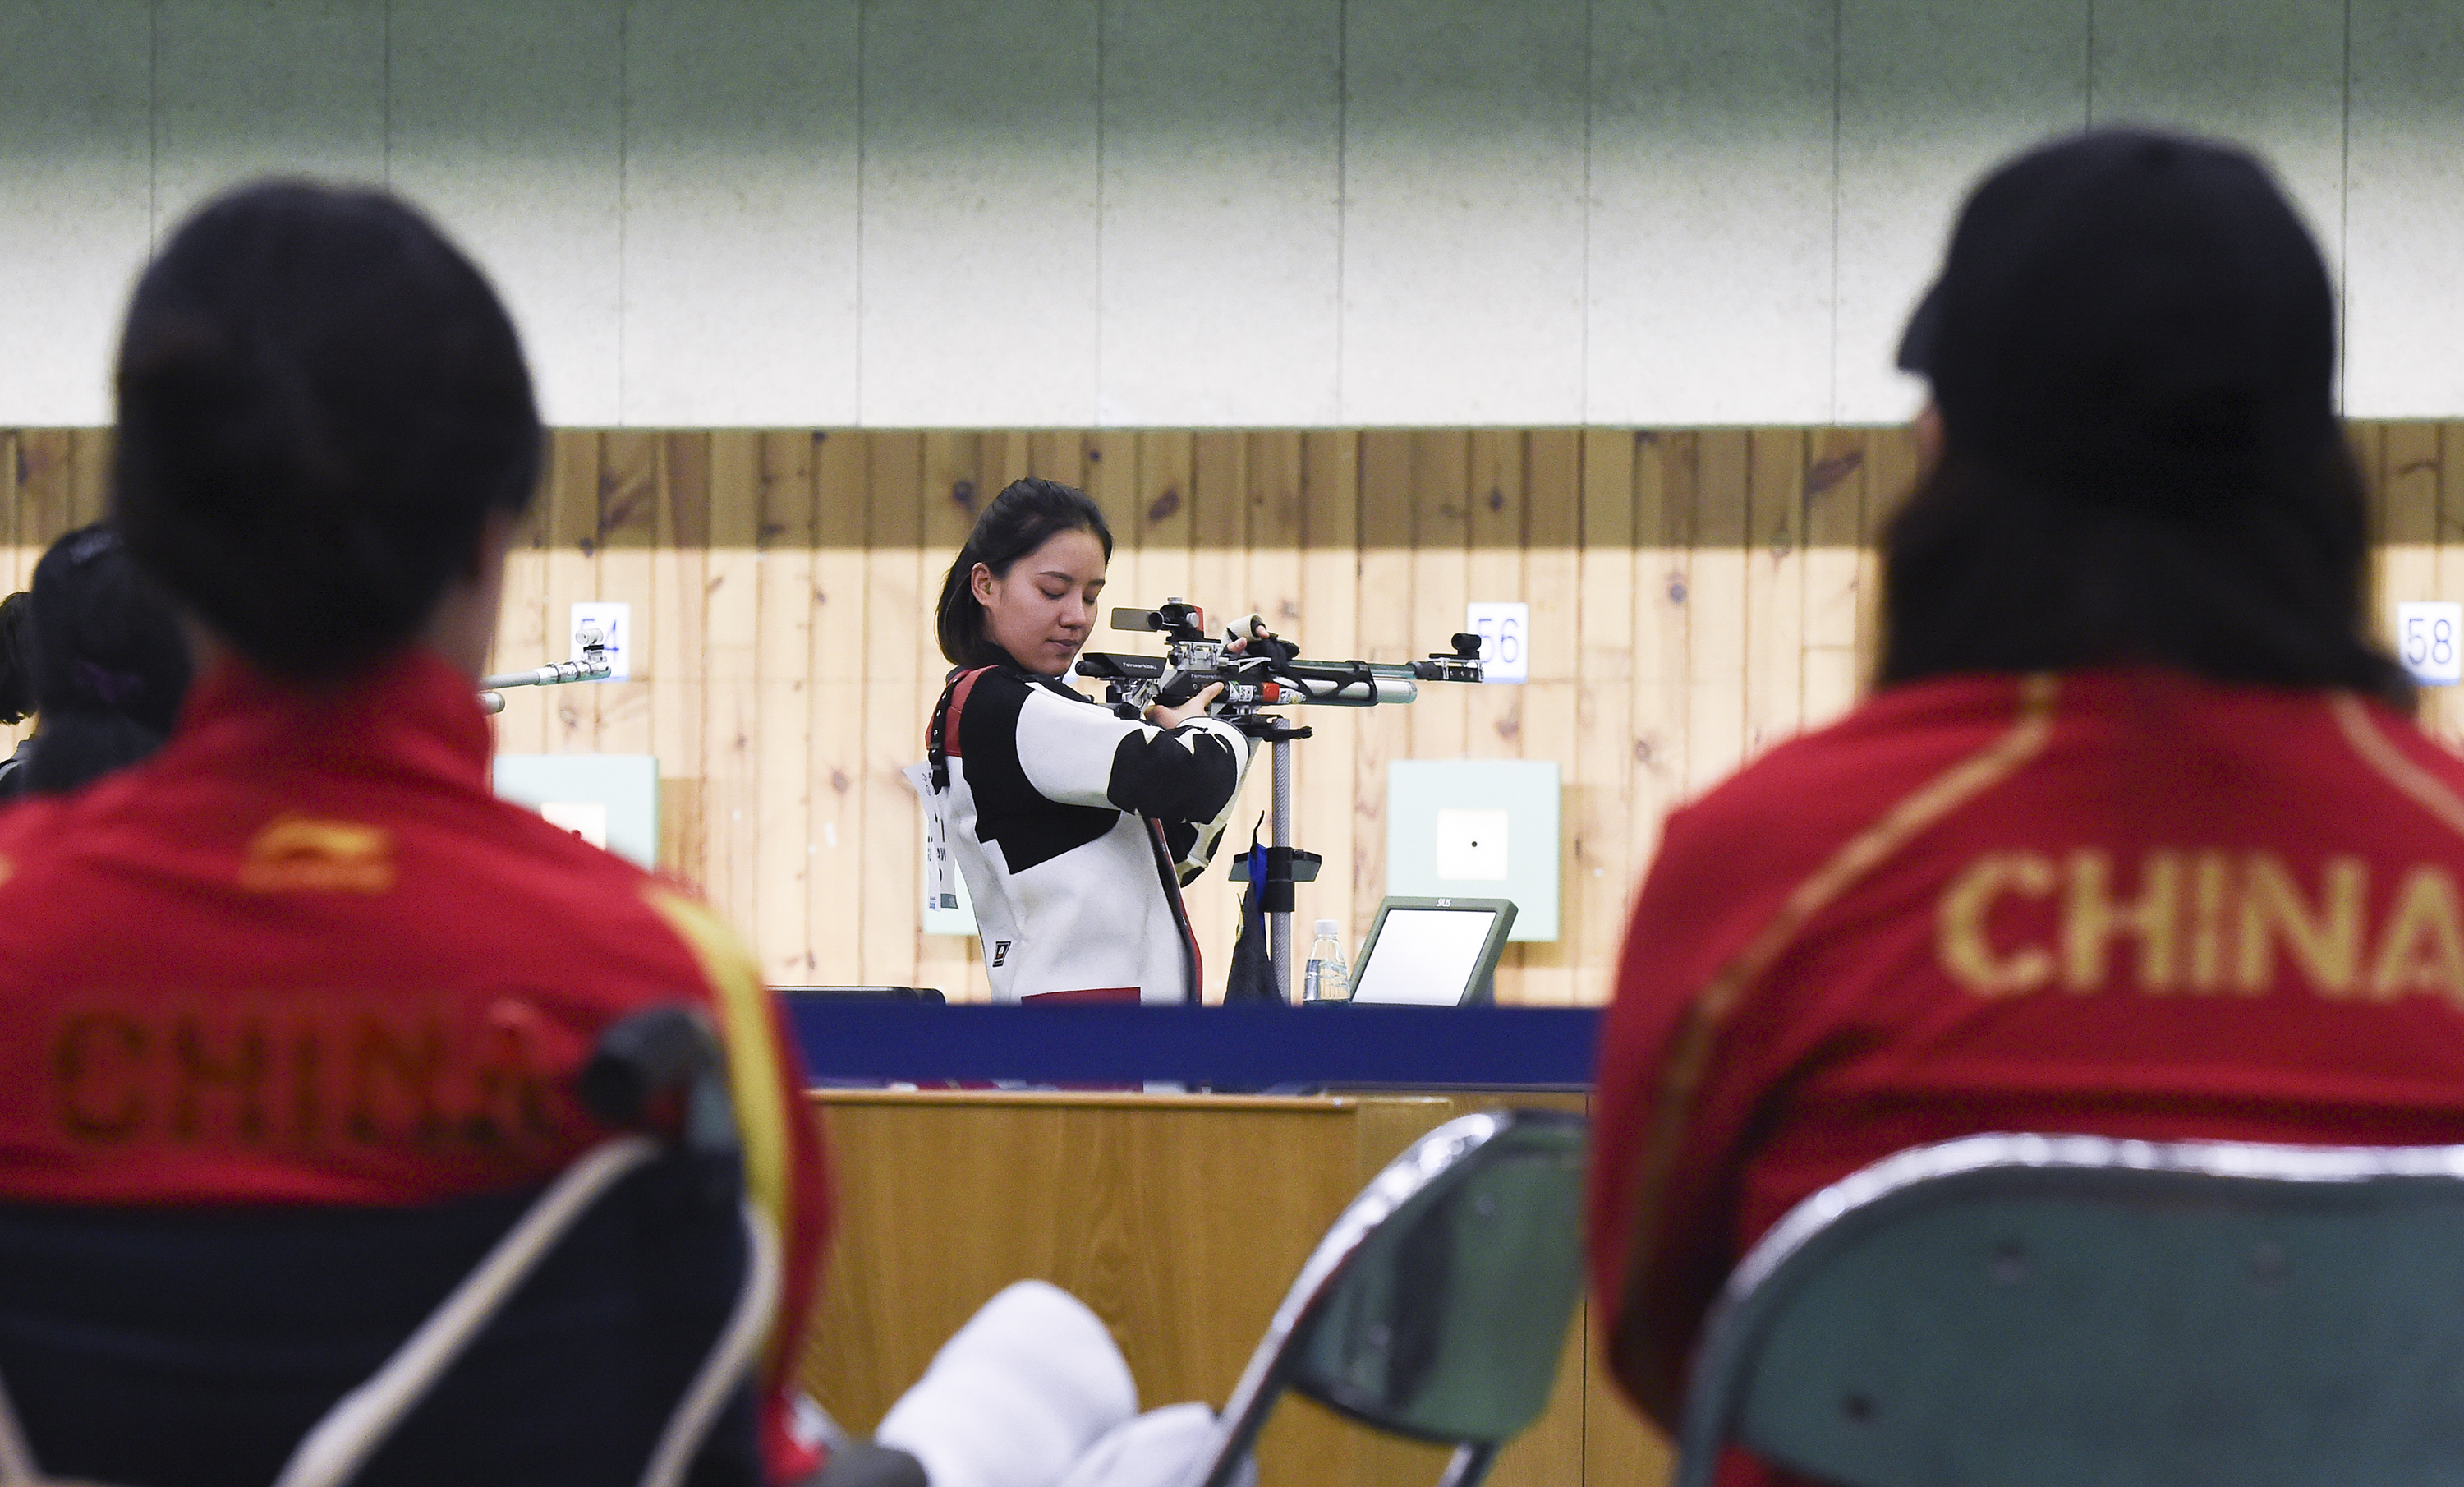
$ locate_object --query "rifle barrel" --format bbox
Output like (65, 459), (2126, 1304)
(1282, 665), (1417, 706)
(480, 654), (612, 691)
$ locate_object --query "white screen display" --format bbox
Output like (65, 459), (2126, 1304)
(1350, 909), (1499, 1006)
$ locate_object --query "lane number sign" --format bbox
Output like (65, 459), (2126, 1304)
(1466, 602), (1528, 684)
(2399, 602), (2462, 686)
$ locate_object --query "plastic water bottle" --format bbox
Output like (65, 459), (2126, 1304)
(1303, 919), (1350, 1004)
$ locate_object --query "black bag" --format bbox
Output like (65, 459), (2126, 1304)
(1223, 820), (1280, 1004)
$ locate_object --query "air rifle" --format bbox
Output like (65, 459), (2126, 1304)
(1076, 599), (1486, 1003)
(1075, 597), (1483, 734)
(476, 624), (613, 715)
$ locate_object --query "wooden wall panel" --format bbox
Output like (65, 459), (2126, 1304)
(1573, 431), (1637, 1016)
(1465, 432), (1529, 1001)
(811, 432), (873, 986)
(1409, 432), (1472, 767)
(858, 433), (925, 990)
(1296, 432), (1363, 962)
(2435, 423), (2464, 741)
(11, 421), (2462, 1007)
(753, 431), (820, 985)
(1517, 432), (1583, 1005)
(1631, 434), (1689, 877)
(595, 431), (661, 764)
(1800, 429), (1868, 728)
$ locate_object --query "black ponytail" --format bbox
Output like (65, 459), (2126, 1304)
(111, 180), (540, 684)
(935, 478), (1113, 668)
(1875, 440), (2411, 709)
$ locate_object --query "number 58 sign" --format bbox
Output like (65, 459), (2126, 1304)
(2399, 602), (2462, 685)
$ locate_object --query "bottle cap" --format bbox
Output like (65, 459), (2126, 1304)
(1313, 918), (1340, 938)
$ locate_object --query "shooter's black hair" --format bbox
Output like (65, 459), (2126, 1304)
(110, 179), (541, 684)
(935, 478), (1114, 669)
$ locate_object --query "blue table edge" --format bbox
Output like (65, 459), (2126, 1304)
(784, 999), (1602, 1090)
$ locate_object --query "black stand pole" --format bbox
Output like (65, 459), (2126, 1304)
(1246, 716), (1312, 1003)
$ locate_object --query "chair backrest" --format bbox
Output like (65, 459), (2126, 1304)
(1193, 1108), (1587, 1487)
(1676, 1132), (2464, 1487)
(0, 1006), (777, 1487)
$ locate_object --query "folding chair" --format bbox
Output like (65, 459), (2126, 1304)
(1675, 1132), (2464, 1487)
(0, 1006), (779, 1487)
(1191, 1108), (1588, 1487)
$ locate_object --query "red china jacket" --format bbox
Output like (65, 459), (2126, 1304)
(0, 650), (831, 1483)
(1590, 669), (2464, 1483)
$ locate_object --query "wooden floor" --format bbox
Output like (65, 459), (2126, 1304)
(799, 1088), (1671, 1487)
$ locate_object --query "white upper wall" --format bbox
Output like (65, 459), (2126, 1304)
(1, 0), (2453, 427)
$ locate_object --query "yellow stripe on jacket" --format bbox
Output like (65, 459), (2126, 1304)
(643, 887), (791, 1259)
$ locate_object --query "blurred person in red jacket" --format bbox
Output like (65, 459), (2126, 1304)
(0, 182), (830, 1485)
(1588, 127), (2459, 1485)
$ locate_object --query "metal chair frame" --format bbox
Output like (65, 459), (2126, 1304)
(1193, 1108), (1585, 1487)
(0, 1136), (779, 1487)
(1674, 1131), (2464, 1487)
(0, 1004), (783, 1487)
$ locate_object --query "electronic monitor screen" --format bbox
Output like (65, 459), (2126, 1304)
(1350, 899), (1518, 1006)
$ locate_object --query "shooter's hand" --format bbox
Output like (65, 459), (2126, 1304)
(1147, 683), (1225, 729)
(1223, 613), (1289, 661)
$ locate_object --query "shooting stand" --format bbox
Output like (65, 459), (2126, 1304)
(1087, 601), (1484, 1006)
(1236, 714), (1315, 1002)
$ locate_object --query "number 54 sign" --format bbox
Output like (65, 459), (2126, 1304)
(2399, 602), (2462, 685)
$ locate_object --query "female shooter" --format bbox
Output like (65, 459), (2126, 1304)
(926, 478), (1258, 1003)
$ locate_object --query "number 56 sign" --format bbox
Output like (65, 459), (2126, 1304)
(2399, 602), (2462, 685)
(1465, 602), (1528, 684)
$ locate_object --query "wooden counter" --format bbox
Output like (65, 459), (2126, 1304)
(796, 1089), (1670, 1487)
